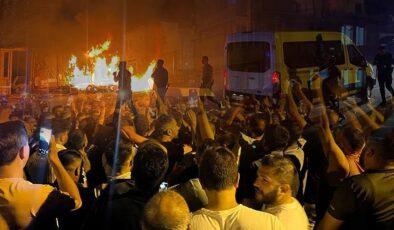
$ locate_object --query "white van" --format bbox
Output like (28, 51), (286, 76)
(224, 31), (372, 100)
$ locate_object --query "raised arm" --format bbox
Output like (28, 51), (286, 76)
(197, 100), (214, 140)
(48, 138), (82, 210)
(344, 99), (380, 133)
(319, 109), (350, 185)
(287, 83), (307, 129)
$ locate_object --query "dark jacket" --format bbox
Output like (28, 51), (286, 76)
(83, 179), (156, 230)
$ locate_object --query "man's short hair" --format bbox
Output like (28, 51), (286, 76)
(52, 119), (71, 137)
(258, 154), (299, 196)
(104, 138), (135, 173)
(132, 141), (169, 190)
(58, 149), (82, 170)
(199, 147), (238, 190)
(282, 119), (303, 145)
(65, 129), (86, 150)
(142, 190), (190, 230)
(0, 121), (28, 166)
(202, 56), (208, 61)
(157, 59), (164, 66)
(152, 115), (175, 138)
(264, 124), (290, 151)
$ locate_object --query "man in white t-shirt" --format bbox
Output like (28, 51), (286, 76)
(254, 154), (309, 230)
(190, 147), (283, 230)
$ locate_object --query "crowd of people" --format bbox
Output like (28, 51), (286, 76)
(1, 74), (394, 230)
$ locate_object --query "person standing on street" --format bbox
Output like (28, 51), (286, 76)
(152, 59), (169, 101)
(113, 61), (136, 124)
(373, 45), (394, 106)
(200, 56), (220, 108)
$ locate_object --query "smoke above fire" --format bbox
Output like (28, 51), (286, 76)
(0, 0), (194, 52)
(67, 40), (156, 92)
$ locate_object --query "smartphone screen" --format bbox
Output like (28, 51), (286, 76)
(39, 127), (52, 156)
(159, 182), (168, 191)
(188, 89), (198, 108)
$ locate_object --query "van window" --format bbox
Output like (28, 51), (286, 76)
(227, 42), (270, 72)
(283, 41), (345, 68)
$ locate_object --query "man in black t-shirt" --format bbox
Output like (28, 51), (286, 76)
(200, 56), (220, 108)
(318, 128), (394, 230)
(150, 115), (183, 173)
(83, 141), (169, 230)
(373, 45), (394, 106)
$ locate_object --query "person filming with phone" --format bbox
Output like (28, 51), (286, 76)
(0, 121), (82, 229)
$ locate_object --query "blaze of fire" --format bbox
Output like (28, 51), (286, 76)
(67, 40), (157, 92)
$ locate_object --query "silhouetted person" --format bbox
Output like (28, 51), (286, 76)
(373, 45), (394, 106)
(152, 59), (169, 101)
(113, 61), (134, 124)
(200, 56), (220, 108)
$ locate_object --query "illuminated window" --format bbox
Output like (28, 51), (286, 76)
(356, 26), (365, 46)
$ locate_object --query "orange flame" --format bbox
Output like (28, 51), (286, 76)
(67, 40), (157, 92)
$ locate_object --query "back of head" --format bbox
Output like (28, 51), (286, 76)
(264, 124), (290, 152)
(259, 154), (299, 196)
(58, 149), (82, 182)
(0, 121), (28, 167)
(152, 115), (175, 138)
(199, 147), (238, 191)
(216, 132), (239, 152)
(248, 113), (269, 135)
(65, 129), (86, 150)
(59, 149), (82, 169)
(119, 61), (127, 71)
(142, 190), (190, 230)
(132, 141), (169, 191)
(104, 138), (135, 174)
(157, 59), (164, 67)
(367, 128), (394, 162)
(282, 119), (302, 145)
(52, 119), (71, 137)
(196, 139), (220, 161)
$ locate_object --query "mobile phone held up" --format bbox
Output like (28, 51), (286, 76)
(159, 182), (168, 191)
(39, 127), (52, 157)
(188, 89), (198, 108)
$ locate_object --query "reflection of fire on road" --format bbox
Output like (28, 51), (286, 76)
(67, 40), (156, 92)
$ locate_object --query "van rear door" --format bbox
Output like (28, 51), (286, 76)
(225, 33), (274, 96)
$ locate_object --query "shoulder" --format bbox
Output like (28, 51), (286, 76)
(4, 178), (55, 195)
(239, 206), (283, 229)
(344, 173), (374, 191)
(190, 209), (211, 224)
(240, 205), (276, 218)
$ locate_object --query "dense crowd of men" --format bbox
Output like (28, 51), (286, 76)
(0, 70), (394, 230)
